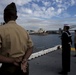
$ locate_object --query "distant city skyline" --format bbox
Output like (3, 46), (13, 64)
(0, 0), (76, 30)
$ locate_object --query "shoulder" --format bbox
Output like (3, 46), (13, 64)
(62, 31), (67, 35)
(17, 24), (27, 32)
(16, 24), (29, 35)
(0, 25), (5, 31)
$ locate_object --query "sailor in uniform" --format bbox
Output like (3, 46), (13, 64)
(0, 2), (33, 75)
(59, 24), (72, 75)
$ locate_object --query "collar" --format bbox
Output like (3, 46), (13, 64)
(7, 20), (16, 25)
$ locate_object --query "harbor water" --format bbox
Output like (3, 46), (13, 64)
(30, 33), (74, 53)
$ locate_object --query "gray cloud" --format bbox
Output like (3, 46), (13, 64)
(0, 0), (76, 30)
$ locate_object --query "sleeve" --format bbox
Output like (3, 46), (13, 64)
(0, 37), (2, 48)
(0, 27), (3, 49)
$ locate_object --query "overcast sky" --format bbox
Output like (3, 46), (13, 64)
(0, 0), (76, 30)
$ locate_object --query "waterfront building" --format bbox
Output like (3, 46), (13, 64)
(38, 28), (45, 33)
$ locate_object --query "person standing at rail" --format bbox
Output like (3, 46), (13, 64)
(59, 24), (72, 75)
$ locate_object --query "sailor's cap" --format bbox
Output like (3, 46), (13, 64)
(4, 2), (17, 15)
(64, 24), (70, 27)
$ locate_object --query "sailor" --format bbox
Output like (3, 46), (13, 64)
(0, 2), (33, 75)
(59, 24), (72, 75)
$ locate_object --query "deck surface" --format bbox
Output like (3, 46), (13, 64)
(29, 49), (76, 75)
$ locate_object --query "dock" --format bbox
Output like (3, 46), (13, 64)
(29, 46), (76, 75)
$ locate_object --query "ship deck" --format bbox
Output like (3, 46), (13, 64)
(29, 48), (76, 75)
